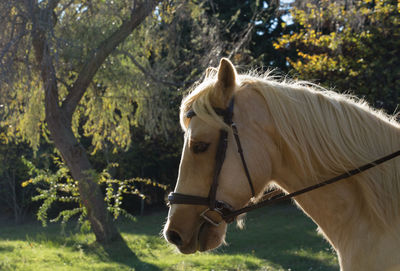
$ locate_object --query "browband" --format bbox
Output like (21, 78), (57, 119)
(186, 100), (235, 123)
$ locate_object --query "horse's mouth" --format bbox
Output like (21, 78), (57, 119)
(177, 222), (211, 253)
(197, 222), (208, 251)
(166, 217), (226, 254)
(173, 221), (207, 254)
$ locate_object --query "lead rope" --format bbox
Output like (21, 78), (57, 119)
(222, 149), (400, 222)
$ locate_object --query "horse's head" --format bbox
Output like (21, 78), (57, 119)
(163, 59), (276, 253)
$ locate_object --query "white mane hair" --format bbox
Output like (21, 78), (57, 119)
(180, 71), (400, 230)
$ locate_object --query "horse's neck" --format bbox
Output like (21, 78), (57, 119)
(274, 157), (400, 270)
(273, 159), (359, 244)
(236, 86), (400, 270)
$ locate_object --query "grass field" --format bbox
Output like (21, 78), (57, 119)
(0, 204), (339, 271)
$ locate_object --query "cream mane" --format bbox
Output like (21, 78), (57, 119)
(181, 73), (400, 229)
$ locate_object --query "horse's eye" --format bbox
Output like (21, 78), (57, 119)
(191, 141), (210, 154)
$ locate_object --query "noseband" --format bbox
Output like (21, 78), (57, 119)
(168, 96), (400, 226)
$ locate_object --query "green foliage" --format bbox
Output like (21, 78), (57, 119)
(22, 154), (167, 227)
(100, 163), (168, 219)
(0, 0), (178, 153)
(22, 155), (82, 226)
(275, 0), (400, 112)
(0, 138), (35, 223)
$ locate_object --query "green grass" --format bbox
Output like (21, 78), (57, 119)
(0, 204), (339, 271)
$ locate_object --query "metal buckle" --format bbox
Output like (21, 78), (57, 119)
(200, 208), (223, 227)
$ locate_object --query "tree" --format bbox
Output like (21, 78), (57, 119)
(0, 0), (161, 244)
(204, 0), (296, 71)
(0, 138), (35, 224)
(274, 0), (400, 112)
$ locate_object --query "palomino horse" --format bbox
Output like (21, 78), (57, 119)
(163, 58), (400, 271)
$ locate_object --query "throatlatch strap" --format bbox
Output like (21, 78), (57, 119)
(231, 122), (256, 197)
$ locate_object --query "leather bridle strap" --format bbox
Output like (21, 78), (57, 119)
(231, 123), (255, 196)
(221, 149), (400, 222)
(208, 129), (228, 209)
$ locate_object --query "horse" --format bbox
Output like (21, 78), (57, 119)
(163, 58), (400, 271)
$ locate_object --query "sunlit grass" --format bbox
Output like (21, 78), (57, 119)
(0, 204), (339, 271)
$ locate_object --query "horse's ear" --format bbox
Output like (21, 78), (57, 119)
(217, 58), (236, 89)
(215, 58), (237, 107)
(205, 67), (217, 78)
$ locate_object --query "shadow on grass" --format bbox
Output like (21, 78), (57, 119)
(217, 203), (339, 271)
(0, 220), (161, 271)
(0, 245), (14, 253)
(87, 237), (161, 271)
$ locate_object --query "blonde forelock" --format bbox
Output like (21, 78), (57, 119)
(180, 77), (231, 132)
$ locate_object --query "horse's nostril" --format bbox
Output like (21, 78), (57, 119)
(166, 230), (183, 246)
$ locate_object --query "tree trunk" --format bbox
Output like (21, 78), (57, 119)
(28, 0), (159, 244)
(45, 106), (122, 243)
(31, 30), (122, 244)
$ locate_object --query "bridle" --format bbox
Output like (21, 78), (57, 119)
(168, 98), (253, 226)
(168, 96), (400, 226)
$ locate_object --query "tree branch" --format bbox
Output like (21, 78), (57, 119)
(0, 30), (27, 66)
(116, 50), (182, 88)
(228, 6), (260, 59)
(28, 0), (63, 123)
(55, 0), (74, 17)
(61, 0), (160, 122)
(48, 0), (61, 10)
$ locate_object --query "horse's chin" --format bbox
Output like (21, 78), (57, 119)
(197, 222), (227, 252)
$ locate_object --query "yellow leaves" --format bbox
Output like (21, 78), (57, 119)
(277, 27), (335, 51)
(3, 77), (45, 152)
(10, 6), (18, 16)
(291, 52), (339, 77)
(272, 42), (280, 50)
(0, 132), (9, 144)
(21, 179), (33, 187)
(276, 0), (400, 80)
(348, 70), (360, 77)
(82, 85), (135, 154)
(274, 32), (304, 50)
